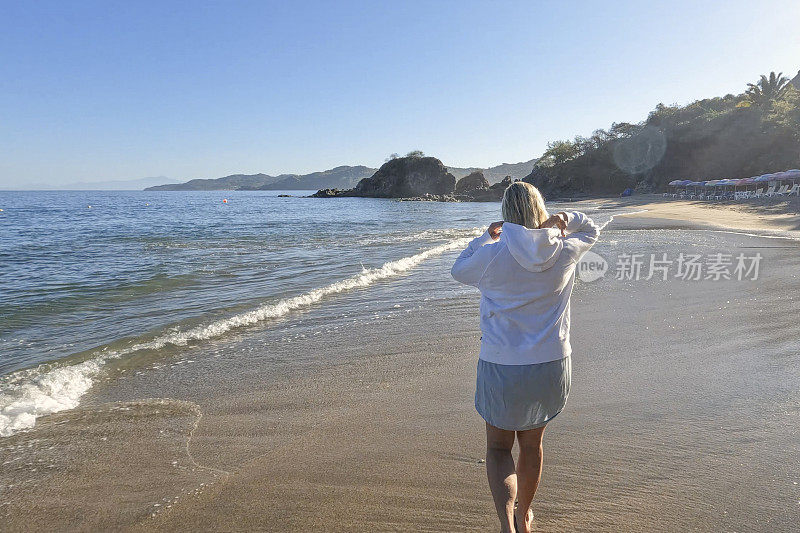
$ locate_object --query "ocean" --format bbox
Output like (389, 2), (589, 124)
(2, 190), (610, 437)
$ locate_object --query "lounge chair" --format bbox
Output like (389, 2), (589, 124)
(788, 184), (800, 196)
(773, 184), (790, 196)
(753, 188), (765, 198)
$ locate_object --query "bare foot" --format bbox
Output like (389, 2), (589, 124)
(513, 507), (534, 533)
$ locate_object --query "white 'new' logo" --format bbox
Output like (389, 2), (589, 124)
(577, 251), (608, 282)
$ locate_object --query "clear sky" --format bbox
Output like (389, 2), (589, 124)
(2, 0), (799, 188)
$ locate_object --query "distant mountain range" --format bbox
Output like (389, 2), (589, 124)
(4, 176), (179, 191)
(145, 158), (539, 191)
(145, 166), (377, 191)
(448, 159), (538, 184)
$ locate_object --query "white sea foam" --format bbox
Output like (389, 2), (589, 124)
(0, 233), (480, 437)
(598, 209), (649, 230)
(0, 360), (100, 437)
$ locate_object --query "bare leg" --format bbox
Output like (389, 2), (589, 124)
(514, 425), (546, 533)
(485, 423), (517, 533)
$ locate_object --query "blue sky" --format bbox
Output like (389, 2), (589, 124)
(1, 0), (799, 187)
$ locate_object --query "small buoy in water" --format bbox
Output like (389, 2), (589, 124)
(87, 205), (92, 209)
(145, 203), (150, 206)
(223, 199), (228, 203)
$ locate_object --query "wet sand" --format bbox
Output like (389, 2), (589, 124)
(2, 199), (800, 531)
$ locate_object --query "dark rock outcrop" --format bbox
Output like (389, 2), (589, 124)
(448, 158), (538, 184)
(353, 156), (456, 198)
(490, 176), (513, 190)
(462, 189), (504, 202)
(453, 175), (514, 202)
(522, 167), (552, 189)
(397, 193), (459, 202)
(312, 158), (520, 201)
(455, 171), (490, 193)
(310, 188), (348, 198)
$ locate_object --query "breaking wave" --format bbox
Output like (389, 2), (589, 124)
(0, 233), (480, 437)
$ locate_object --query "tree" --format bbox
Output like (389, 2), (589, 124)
(609, 122), (640, 139)
(386, 153), (400, 161)
(406, 150), (425, 158)
(535, 140), (581, 168)
(746, 71), (791, 106)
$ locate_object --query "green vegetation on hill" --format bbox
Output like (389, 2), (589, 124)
(524, 72), (800, 196)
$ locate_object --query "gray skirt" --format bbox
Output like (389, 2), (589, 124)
(475, 357), (571, 431)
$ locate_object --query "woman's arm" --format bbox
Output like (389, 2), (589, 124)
(559, 211), (600, 262)
(450, 224), (500, 287)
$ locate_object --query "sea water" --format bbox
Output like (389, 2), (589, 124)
(0, 190), (626, 437)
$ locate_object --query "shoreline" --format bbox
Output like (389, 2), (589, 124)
(592, 193), (800, 233)
(2, 197), (800, 531)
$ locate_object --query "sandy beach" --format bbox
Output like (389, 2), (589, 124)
(599, 193), (800, 233)
(2, 196), (799, 532)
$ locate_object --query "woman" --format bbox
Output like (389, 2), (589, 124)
(451, 182), (599, 533)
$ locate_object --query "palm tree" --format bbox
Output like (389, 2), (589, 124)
(746, 71), (791, 105)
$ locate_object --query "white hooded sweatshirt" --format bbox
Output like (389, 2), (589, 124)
(451, 211), (600, 366)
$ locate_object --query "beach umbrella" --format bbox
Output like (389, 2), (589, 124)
(782, 169), (800, 180)
(691, 181), (706, 196)
(773, 171), (798, 181)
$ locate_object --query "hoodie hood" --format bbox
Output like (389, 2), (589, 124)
(500, 222), (563, 272)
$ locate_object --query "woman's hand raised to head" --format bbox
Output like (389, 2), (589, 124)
(540, 213), (568, 237)
(488, 221), (504, 241)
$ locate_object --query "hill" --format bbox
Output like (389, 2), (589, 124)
(524, 71), (800, 196)
(448, 158), (537, 184)
(145, 173), (281, 191)
(145, 166), (376, 191)
(245, 166), (376, 190)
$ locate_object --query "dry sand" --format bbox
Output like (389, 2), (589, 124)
(597, 193), (800, 233)
(2, 197), (799, 532)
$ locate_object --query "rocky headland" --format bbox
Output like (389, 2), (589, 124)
(312, 156), (514, 202)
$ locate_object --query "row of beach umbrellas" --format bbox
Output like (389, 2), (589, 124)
(668, 169), (800, 188)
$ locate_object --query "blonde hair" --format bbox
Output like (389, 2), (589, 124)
(501, 181), (549, 229)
